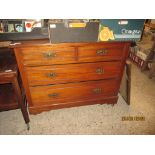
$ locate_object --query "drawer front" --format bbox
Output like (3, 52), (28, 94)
(20, 46), (76, 66)
(30, 79), (119, 106)
(78, 44), (125, 62)
(26, 61), (122, 86)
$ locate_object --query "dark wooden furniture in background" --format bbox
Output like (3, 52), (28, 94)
(12, 41), (131, 114)
(0, 47), (30, 129)
(141, 35), (155, 78)
(119, 60), (132, 105)
(148, 40), (155, 78)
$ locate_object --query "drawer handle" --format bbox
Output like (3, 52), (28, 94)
(47, 72), (57, 78)
(48, 93), (59, 98)
(96, 49), (108, 55)
(93, 88), (102, 94)
(43, 52), (56, 58)
(96, 68), (104, 74)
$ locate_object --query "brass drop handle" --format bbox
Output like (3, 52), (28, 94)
(93, 88), (102, 94)
(96, 68), (104, 74)
(43, 52), (56, 58)
(47, 72), (57, 78)
(48, 93), (59, 98)
(96, 49), (108, 55)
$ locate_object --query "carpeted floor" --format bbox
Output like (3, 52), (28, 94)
(0, 64), (155, 135)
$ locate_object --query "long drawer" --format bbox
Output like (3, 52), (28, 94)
(30, 79), (119, 106)
(26, 61), (122, 86)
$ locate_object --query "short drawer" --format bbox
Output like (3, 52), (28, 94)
(30, 79), (119, 106)
(78, 43), (125, 62)
(20, 46), (76, 66)
(26, 61), (122, 86)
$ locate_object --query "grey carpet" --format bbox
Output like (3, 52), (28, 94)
(0, 64), (155, 134)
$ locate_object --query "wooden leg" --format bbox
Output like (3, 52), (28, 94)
(12, 75), (30, 125)
(149, 61), (155, 79)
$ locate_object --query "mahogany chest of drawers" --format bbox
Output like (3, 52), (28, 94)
(12, 41), (130, 114)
